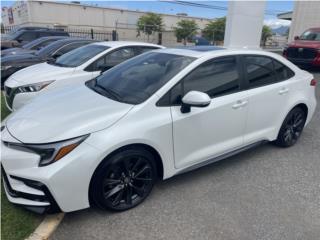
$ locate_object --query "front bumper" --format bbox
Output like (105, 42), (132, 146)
(1, 128), (104, 213)
(2, 165), (60, 214)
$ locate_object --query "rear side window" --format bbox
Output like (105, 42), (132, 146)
(274, 60), (295, 81)
(245, 56), (276, 88)
(18, 31), (37, 41)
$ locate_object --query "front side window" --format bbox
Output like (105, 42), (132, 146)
(88, 52), (195, 104)
(245, 56), (276, 88)
(183, 56), (240, 98)
(53, 44), (109, 67)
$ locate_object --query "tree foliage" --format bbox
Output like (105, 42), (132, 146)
(261, 25), (273, 46)
(202, 17), (226, 42)
(174, 19), (198, 45)
(137, 13), (163, 39)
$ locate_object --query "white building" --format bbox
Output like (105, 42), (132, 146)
(1, 1), (212, 45)
(278, 1), (320, 42)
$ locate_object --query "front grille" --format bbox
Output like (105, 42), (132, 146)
(287, 47), (317, 60)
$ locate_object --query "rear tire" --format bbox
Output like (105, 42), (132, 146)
(90, 148), (157, 211)
(274, 107), (306, 147)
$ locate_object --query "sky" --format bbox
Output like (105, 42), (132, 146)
(1, 0), (293, 27)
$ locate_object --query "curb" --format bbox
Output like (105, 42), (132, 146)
(25, 213), (65, 240)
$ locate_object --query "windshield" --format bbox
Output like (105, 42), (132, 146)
(88, 52), (195, 104)
(53, 44), (109, 67)
(300, 30), (320, 41)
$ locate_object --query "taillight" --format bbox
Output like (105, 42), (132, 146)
(310, 79), (317, 86)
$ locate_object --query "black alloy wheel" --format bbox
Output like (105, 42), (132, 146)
(91, 148), (156, 211)
(275, 107), (307, 147)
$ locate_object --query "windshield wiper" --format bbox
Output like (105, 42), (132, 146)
(94, 80), (122, 101)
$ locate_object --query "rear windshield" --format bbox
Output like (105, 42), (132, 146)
(54, 44), (109, 67)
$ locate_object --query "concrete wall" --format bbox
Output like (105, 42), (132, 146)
(24, 1), (210, 31)
(289, 1), (320, 41)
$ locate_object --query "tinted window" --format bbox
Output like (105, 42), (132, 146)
(245, 56), (276, 88)
(87, 47), (137, 72)
(274, 60), (294, 81)
(88, 52), (195, 104)
(52, 42), (88, 58)
(184, 56), (240, 98)
(140, 47), (159, 53)
(53, 44), (109, 67)
(18, 31), (37, 41)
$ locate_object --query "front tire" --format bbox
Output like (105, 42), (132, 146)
(274, 107), (307, 147)
(90, 148), (157, 211)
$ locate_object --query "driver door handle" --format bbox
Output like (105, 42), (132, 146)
(232, 100), (248, 109)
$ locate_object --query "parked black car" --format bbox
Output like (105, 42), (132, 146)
(1, 36), (68, 57)
(1, 38), (96, 87)
(1, 29), (69, 49)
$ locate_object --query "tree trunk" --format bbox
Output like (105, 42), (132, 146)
(183, 38), (187, 46)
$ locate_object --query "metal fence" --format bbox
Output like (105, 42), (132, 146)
(1, 25), (117, 41)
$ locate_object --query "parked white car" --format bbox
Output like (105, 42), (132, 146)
(1, 47), (317, 213)
(4, 41), (164, 111)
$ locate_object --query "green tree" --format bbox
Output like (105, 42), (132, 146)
(137, 13), (163, 41)
(202, 17), (226, 42)
(174, 19), (198, 45)
(261, 25), (273, 46)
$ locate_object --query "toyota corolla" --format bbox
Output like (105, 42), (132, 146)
(1, 47), (317, 213)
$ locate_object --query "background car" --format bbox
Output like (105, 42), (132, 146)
(1, 38), (96, 87)
(1, 36), (68, 57)
(1, 48), (316, 213)
(1, 29), (69, 50)
(283, 28), (320, 68)
(4, 41), (164, 110)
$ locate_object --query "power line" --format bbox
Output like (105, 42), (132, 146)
(160, 0), (289, 16)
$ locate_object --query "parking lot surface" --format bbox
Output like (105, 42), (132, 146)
(52, 72), (320, 240)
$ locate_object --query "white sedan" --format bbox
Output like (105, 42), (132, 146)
(1, 47), (317, 213)
(4, 41), (164, 111)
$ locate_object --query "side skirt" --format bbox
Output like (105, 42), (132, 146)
(175, 140), (268, 176)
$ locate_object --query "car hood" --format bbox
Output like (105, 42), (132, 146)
(288, 40), (320, 49)
(1, 48), (36, 57)
(1, 53), (41, 66)
(6, 62), (75, 86)
(6, 84), (134, 143)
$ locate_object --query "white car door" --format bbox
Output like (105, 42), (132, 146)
(168, 56), (249, 169)
(242, 55), (295, 144)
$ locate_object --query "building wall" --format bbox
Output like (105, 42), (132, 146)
(289, 1), (320, 41)
(2, 1), (211, 46)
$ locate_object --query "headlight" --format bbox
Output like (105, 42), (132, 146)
(18, 80), (55, 93)
(5, 135), (89, 166)
(1, 65), (12, 71)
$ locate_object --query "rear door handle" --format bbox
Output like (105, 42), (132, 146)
(278, 88), (289, 95)
(232, 100), (248, 109)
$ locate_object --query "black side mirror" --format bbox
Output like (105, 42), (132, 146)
(294, 36), (300, 40)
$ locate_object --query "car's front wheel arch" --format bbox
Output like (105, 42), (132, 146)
(88, 143), (164, 209)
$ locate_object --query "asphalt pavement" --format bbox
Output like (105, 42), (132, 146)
(52, 72), (320, 240)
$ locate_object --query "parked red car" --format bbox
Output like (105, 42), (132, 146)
(283, 28), (320, 68)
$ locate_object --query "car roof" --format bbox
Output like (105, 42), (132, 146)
(174, 46), (225, 52)
(92, 41), (164, 48)
(153, 47), (286, 59)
